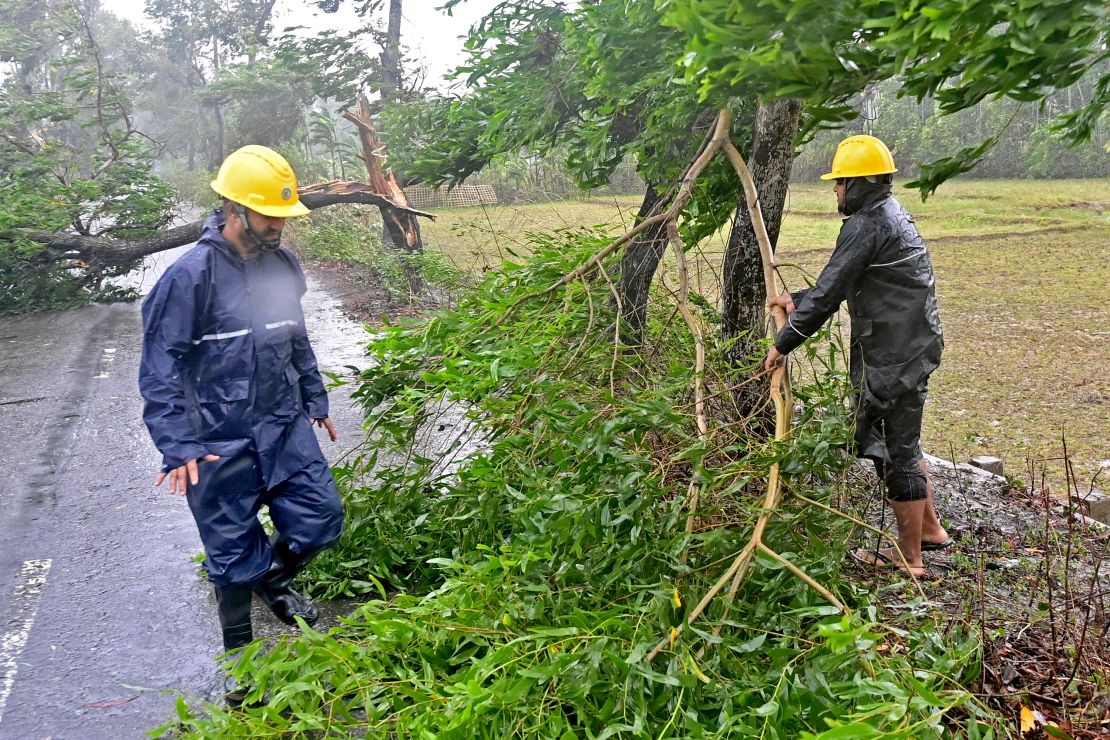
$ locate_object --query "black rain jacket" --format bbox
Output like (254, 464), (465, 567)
(774, 180), (944, 404)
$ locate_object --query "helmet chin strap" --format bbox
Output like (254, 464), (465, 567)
(232, 203), (281, 253)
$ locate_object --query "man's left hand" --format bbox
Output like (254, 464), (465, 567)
(764, 347), (785, 373)
(766, 292), (796, 316)
(312, 417), (338, 441)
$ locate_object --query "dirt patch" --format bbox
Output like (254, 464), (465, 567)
(784, 208), (844, 219)
(1033, 200), (1110, 212)
(928, 224), (1085, 245)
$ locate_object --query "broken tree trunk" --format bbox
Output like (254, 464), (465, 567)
(342, 93), (425, 295)
(27, 180), (434, 269)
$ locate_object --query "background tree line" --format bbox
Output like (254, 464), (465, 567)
(0, 0), (1106, 314)
(795, 74), (1109, 181)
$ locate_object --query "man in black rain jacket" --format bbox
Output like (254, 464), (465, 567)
(764, 135), (950, 577)
(139, 146), (345, 694)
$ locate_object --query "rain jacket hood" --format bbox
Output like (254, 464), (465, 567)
(775, 192), (944, 405)
(840, 177), (892, 216)
(139, 208), (329, 487)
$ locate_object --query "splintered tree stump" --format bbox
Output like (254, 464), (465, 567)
(342, 93), (426, 294)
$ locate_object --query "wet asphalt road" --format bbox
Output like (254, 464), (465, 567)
(0, 249), (369, 739)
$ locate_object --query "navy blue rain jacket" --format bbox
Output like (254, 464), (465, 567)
(140, 208), (329, 487)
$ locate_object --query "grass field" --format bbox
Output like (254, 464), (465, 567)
(411, 179), (1110, 488)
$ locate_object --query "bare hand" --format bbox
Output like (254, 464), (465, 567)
(766, 292), (796, 315)
(313, 417), (338, 442)
(764, 346), (785, 373)
(155, 455), (221, 496)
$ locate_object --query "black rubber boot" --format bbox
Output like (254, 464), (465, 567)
(216, 584), (254, 651)
(214, 584), (255, 707)
(253, 536), (320, 627)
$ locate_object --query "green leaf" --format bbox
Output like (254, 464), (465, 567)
(809, 722), (882, 739)
(754, 701), (779, 717)
(908, 674), (944, 706)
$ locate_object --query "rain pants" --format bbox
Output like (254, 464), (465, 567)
(139, 208), (344, 586)
(774, 180), (944, 501)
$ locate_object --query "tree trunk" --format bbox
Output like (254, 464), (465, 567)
(210, 35), (225, 166)
(211, 104), (225, 167)
(721, 98), (802, 414)
(380, 0), (403, 103)
(253, 0), (278, 47)
(615, 182), (668, 344)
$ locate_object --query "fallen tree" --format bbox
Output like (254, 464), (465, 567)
(25, 180), (435, 270)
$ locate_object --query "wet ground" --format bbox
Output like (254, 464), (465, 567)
(0, 246), (371, 739)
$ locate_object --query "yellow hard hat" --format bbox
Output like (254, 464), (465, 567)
(210, 145), (310, 218)
(820, 135), (897, 180)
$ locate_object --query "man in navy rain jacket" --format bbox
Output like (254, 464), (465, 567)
(764, 135), (950, 578)
(139, 146), (344, 678)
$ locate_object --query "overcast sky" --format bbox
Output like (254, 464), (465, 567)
(98, 0), (503, 88)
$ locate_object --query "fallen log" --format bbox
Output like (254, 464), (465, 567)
(26, 180), (436, 269)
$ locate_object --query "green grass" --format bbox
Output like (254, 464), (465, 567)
(418, 195), (645, 273)
(415, 178), (1110, 487)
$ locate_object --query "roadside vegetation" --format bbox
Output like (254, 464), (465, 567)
(291, 205), (471, 301)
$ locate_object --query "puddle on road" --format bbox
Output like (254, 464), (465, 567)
(406, 396), (489, 481)
(301, 274), (373, 374)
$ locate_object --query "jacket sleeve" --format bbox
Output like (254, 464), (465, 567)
(139, 269), (208, 470)
(789, 287), (811, 306)
(288, 257), (329, 419)
(774, 217), (877, 355)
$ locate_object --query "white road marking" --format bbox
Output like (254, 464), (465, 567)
(93, 347), (118, 379)
(0, 559), (53, 724)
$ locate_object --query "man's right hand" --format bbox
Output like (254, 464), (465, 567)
(155, 455), (221, 496)
(767, 292), (796, 315)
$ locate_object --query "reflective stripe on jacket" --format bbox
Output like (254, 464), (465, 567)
(139, 208), (328, 486)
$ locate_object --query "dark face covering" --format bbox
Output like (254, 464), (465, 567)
(233, 204), (283, 256)
(839, 177), (893, 216)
